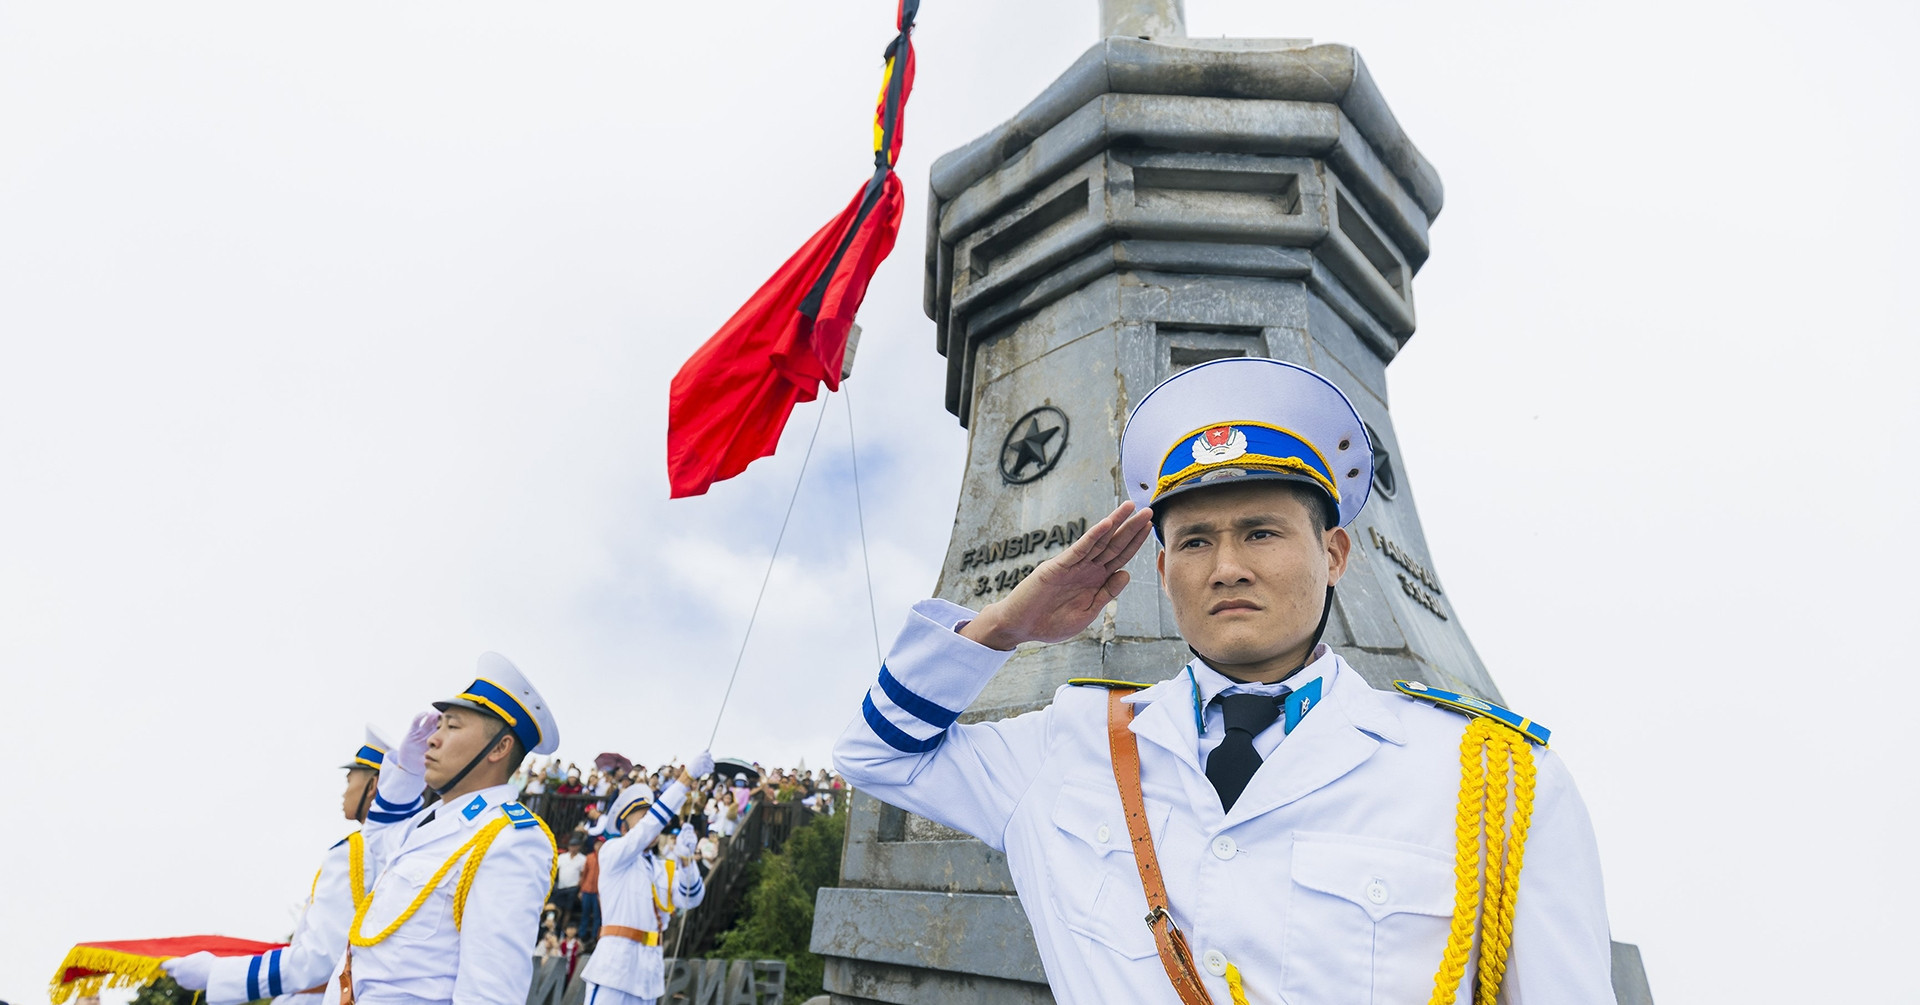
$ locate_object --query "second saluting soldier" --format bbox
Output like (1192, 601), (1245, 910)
(834, 358), (1616, 1004)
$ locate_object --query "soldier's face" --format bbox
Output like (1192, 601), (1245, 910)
(1156, 483), (1350, 679)
(341, 768), (376, 820)
(424, 707), (508, 789)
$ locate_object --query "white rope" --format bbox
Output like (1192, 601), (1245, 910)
(844, 385), (884, 668)
(705, 396), (831, 749)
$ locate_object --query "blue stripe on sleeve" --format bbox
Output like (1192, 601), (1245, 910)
(372, 792), (420, 812)
(649, 802), (672, 825)
(366, 808), (418, 824)
(877, 665), (961, 729)
(267, 949), (282, 997)
(246, 955), (262, 1002)
(862, 694), (947, 754)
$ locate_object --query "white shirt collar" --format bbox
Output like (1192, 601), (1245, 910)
(1187, 642), (1333, 705)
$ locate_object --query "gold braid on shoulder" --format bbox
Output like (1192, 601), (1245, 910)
(1426, 716), (1538, 1005)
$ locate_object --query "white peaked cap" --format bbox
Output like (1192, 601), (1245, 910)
(432, 651), (561, 756)
(343, 724), (394, 770)
(1120, 357), (1374, 529)
(608, 785), (655, 835)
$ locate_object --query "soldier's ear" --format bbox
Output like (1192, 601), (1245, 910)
(1325, 526), (1352, 586)
(488, 732), (519, 763)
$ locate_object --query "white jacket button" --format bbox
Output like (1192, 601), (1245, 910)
(1366, 879), (1389, 905)
(1211, 835), (1237, 860)
(1202, 949), (1228, 976)
(1096, 824), (1111, 844)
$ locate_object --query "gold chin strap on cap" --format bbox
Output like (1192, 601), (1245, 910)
(1427, 716), (1538, 1005)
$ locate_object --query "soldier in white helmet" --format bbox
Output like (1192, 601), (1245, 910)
(327, 653), (561, 1005)
(164, 727), (393, 1005)
(578, 753), (714, 1005)
(834, 359), (1615, 1004)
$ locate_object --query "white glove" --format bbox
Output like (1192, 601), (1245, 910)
(162, 952), (215, 991)
(396, 710), (440, 775)
(688, 750), (715, 779)
(675, 826), (699, 862)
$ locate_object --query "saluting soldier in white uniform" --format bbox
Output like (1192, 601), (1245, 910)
(164, 727), (394, 1005)
(578, 754), (713, 1005)
(328, 653), (561, 1005)
(835, 358), (1616, 1004)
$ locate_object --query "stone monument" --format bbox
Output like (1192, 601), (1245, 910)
(810, 5), (1654, 1003)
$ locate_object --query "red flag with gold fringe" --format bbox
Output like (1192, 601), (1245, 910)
(50, 936), (288, 1003)
(667, 0), (918, 498)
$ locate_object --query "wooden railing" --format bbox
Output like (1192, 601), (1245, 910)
(520, 790), (607, 837)
(521, 788), (842, 961)
(662, 800), (816, 958)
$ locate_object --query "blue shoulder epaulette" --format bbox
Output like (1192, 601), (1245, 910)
(330, 835), (350, 850)
(1393, 680), (1550, 746)
(1067, 678), (1151, 690)
(501, 802), (540, 830)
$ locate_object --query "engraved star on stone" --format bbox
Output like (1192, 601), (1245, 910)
(1005, 416), (1061, 478)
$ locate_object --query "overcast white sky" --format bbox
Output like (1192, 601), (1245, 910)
(2, 1), (1915, 1002)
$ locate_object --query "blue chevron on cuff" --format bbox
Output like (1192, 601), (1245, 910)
(877, 666), (960, 729)
(372, 792), (421, 812)
(862, 694), (947, 754)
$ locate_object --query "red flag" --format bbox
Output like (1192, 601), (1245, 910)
(667, 1), (918, 498)
(51, 935), (288, 1003)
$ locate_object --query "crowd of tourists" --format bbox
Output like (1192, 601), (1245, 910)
(505, 754), (842, 966)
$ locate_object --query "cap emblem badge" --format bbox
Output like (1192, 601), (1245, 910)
(1191, 425), (1249, 465)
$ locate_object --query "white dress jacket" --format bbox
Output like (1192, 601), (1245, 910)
(329, 771), (556, 1005)
(834, 600), (1616, 1005)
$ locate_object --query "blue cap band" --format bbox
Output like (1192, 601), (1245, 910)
(457, 677), (542, 752)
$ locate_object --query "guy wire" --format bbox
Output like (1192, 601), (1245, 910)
(705, 394), (831, 749)
(844, 384), (884, 668)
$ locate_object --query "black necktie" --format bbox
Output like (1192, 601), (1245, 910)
(1206, 692), (1283, 812)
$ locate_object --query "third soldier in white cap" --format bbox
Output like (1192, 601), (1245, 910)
(579, 752), (714, 1005)
(328, 653), (561, 1005)
(834, 358), (1615, 1004)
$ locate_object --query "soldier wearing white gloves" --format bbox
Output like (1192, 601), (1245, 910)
(579, 752), (714, 1005)
(164, 728), (393, 1005)
(325, 653), (562, 1005)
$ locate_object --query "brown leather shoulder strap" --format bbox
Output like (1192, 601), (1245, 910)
(337, 949), (355, 1005)
(1107, 688), (1215, 1005)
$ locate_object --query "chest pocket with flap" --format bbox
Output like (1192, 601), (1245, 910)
(1047, 780), (1171, 961)
(366, 844), (455, 943)
(1283, 832), (1457, 1004)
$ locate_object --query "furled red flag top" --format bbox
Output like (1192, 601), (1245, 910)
(667, 0), (919, 498)
(50, 936), (288, 1003)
